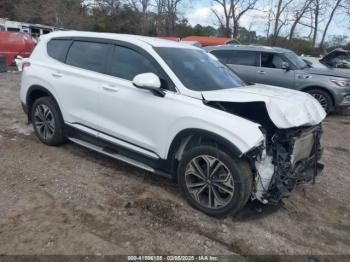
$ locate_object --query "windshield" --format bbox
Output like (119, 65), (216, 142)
(155, 47), (245, 91)
(284, 51), (307, 69)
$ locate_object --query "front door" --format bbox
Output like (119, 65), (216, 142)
(256, 52), (295, 88)
(97, 45), (176, 156)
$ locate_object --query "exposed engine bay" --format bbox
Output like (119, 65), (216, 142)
(207, 101), (324, 205)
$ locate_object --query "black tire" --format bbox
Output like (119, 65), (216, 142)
(306, 89), (333, 113)
(178, 145), (253, 217)
(31, 96), (66, 146)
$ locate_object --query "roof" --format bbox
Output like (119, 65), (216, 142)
(181, 36), (238, 46)
(43, 31), (199, 49)
(204, 44), (291, 53)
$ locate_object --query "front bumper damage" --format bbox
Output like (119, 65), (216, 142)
(247, 125), (324, 205)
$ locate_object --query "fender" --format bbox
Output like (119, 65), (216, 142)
(162, 113), (265, 160)
(296, 79), (336, 98)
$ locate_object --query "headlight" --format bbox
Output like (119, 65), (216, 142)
(331, 79), (350, 87)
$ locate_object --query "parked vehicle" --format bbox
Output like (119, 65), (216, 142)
(301, 56), (329, 69)
(302, 49), (350, 69)
(0, 32), (36, 65)
(206, 45), (350, 113)
(0, 18), (60, 40)
(21, 32), (326, 217)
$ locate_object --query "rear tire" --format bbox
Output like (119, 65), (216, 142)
(178, 145), (253, 217)
(31, 96), (66, 146)
(306, 89), (333, 113)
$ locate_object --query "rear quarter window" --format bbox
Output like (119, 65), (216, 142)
(47, 39), (72, 62)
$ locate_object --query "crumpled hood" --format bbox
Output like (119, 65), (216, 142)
(202, 84), (326, 129)
(302, 67), (350, 78)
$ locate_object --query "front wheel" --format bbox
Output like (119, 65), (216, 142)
(306, 89), (333, 113)
(178, 145), (253, 217)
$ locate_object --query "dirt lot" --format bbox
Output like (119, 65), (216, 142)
(0, 72), (349, 257)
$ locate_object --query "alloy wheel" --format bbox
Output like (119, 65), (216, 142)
(311, 93), (328, 111)
(185, 155), (235, 209)
(33, 104), (55, 140)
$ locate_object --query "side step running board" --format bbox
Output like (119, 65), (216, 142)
(68, 137), (155, 173)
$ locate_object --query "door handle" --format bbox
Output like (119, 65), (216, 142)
(102, 85), (119, 92)
(52, 72), (63, 78)
(257, 70), (266, 75)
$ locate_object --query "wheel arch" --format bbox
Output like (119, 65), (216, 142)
(26, 85), (61, 122)
(166, 128), (243, 174)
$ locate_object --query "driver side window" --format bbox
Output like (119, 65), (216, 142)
(261, 52), (287, 69)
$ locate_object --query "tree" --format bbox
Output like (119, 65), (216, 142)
(211, 0), (232, 37)
(230, 0), (258, 38)
(128, 0), (151, 34)
(14, 0), (87, 28)
(288, 0), (313, 41)
(319, 0), (343, 48)
(153, 0), (184, 35)
(310, 0), (326, 48)
(0, 0), (19, 19)
(211, 0), (257, 38)
(193, 24), (217, 36)
(272, 0), (293, 42)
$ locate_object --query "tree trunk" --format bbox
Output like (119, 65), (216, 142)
(273, 0), (282, 38)
(319, 0), (342, 48)
(233, 20), (239, 38)
(312, 1), (319, 48)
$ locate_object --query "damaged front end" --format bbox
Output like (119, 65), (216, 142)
(246, 125), (324, 204)
(204, 97), (325, 206)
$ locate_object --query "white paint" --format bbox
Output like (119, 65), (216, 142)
(202, 84), (326, 128)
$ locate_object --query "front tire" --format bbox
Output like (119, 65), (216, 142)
(31, 96), (66, 146)
(306, 89), (333, 113)
(178, 145), (253, 217)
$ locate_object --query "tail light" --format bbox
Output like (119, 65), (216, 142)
(22, 62), (31, 71)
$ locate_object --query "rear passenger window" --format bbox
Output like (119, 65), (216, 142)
(211, 50), (258, 66)
(47, 39), (71, 62)
(109, 46), (158, 80)
(66, 41), (110, 73)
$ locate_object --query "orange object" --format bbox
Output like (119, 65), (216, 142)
(0, 32), (36, 65)
(181, 36), (238, 46)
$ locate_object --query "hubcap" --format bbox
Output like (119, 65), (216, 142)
(185, 155), (234, 209)
(311, 93), (328, 111)
(33, 104), (55, 140)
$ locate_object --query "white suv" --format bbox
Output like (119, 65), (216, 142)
(20, 31), (326, 217)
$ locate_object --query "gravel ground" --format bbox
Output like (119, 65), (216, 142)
(0, 72), (349, 257)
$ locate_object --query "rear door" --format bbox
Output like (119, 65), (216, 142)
(210, 50), (258, 83)
(256, 52), (295, 88)
(49, 39), (112, 130)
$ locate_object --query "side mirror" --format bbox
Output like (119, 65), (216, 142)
(132, 73), (165, 97)
(281, 62), (290, 71)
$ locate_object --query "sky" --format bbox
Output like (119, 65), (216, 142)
(184, 0), (350, 43)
